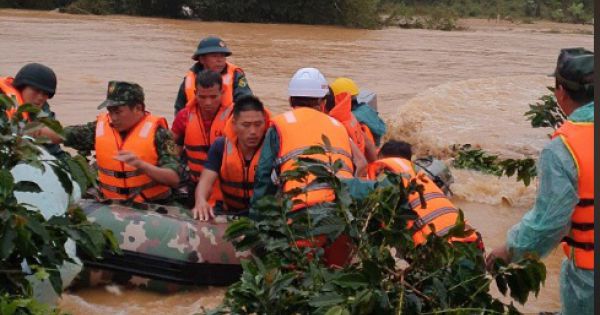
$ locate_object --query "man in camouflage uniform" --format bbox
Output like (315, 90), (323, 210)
(173, 36), (252, 114)
(38, 81), (186, 204)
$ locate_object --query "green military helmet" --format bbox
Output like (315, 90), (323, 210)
(97, 81), (145, 109)
(192, 36), (232, 60)
(13, 63), (57, 98)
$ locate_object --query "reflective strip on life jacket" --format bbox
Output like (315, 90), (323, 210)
(183, 102), (232, 180)
(553, 120), (594, 270)
(184, 62), (239, 107)
(219, 136), (261, 212)
(367, 157), (479, 246)
(95, 113), (171, 203)
(271, 107), (354, 211)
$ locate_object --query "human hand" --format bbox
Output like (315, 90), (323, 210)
(114, 150), (144, 169)
(485, 245), (511, 272)
(192, 199), (215, 221)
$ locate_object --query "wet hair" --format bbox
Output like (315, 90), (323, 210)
(289, 96), (321, 108)
(233, 95), (265, 117)
(324, 87), (336, 112)
(196, 70), (223, 89)
(555, 79), (594, 105)
(380, 140), (413, 160)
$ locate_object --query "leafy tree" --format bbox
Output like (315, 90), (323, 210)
(208, 140), (546, 314)
(0, 95), (119, 313)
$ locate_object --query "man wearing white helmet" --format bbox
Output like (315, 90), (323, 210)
(251, 67), (368, 267)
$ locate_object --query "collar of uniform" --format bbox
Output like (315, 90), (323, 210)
(568, 101), (594, 123)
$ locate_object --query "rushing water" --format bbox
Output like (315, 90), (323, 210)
(0, 9), (593, 314)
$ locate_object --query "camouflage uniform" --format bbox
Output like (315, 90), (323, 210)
(65, 81), (188, 203)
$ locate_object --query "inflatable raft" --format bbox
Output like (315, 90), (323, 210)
(75, 199), (249, 289)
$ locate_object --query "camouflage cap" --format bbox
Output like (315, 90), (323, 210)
(552, 47), (594, 91)
(97, 81), (145, 109)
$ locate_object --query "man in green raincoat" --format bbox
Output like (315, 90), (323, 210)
(486, 48), (594, 315)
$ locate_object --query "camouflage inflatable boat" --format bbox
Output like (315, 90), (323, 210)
(76, 199), (249, 289)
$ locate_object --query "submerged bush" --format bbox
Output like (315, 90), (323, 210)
(208, 140), (546, 314)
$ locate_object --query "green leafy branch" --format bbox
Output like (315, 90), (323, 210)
(207, 139), (546, 314)
(452, 145), (537, 186)
(0, 95), (119, 313)
(524, 87), (566, 132)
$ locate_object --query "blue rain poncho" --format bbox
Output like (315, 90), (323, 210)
(506, 102), (594, 315)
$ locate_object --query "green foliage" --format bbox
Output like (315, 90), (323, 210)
(381, 0), (594, 24)
(524, 87), (566, 131)
(452, 145), (537, 186)
(0, 294), (62, 315)
(208, 145), (546, 314)
(382, 3), (460, 30)
(0, 96), (119, 312)
(3, 0), (593, 27)
(192, 0), (384, 29)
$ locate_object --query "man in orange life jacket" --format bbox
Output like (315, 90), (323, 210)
(1, 63), (65, 159)
(368, 140), (482, 248)
(324, 86), (378, 163)
(173, 36), (252, 115)
(252, 67), (368, 267)
(486, 48), (594, 315)
(172, 71), (233, 190)
(37, 81), (185, 204)
(192, 95), (269, 221)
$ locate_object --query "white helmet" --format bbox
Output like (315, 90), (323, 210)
(288, 67), (329, 98)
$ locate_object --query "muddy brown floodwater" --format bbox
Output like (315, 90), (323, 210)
(0, 9), (593, 314)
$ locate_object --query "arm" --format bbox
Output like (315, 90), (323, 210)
(171, 108), (189, 149)
(192, 169), (218, 220)
(250, 127), (279, 209)
(349, 139), (368, 177)
(362, 131), (378, 163)
(191, 137), (225, 220)
(116, 127), (183, 188)
(173, 78), (188, 115)
(486, 141), (578, 267)
(116, 153), (180, 188)
(232, 69), (253, 102)
(34, 122), (96, 152)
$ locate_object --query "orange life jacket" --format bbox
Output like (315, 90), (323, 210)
(328, 92), (366, 155)
(183, 99), (233, 180)
(0, 76), (29, 120)
(271, 107), (354, 210)
(368, 157), (480, 246)
(553, 120), (594, 270)
(184, 62), (240, 107)
(219, 136), (262, 213)
(95, 113), (171, 203)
